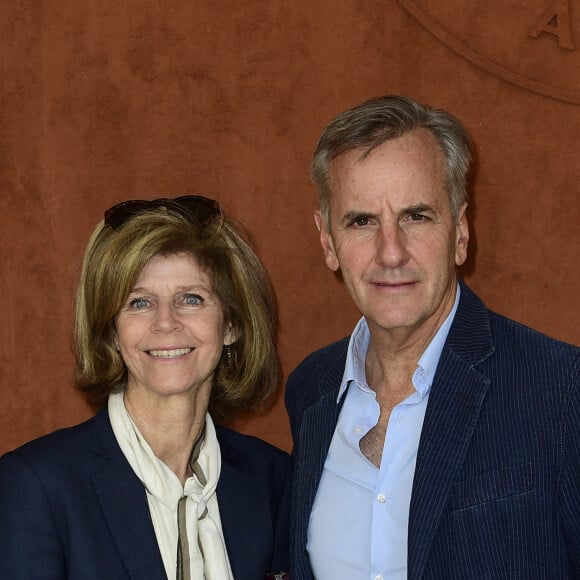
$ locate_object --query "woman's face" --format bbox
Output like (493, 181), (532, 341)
(115, 252), (235, 403)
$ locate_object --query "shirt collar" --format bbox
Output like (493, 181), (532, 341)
(337, 283), (461, 403)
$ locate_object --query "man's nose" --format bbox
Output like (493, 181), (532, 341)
(374, 223), (410, 268)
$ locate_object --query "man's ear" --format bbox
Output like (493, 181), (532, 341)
(314, 210), (340, 272)
(455, 202), (470, 267)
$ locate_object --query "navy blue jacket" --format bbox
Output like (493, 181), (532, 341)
(0, 408), (291, 579)
(285, 281), (580, 579)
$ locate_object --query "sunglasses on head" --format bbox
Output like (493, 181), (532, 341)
(104, 195), (222, 231)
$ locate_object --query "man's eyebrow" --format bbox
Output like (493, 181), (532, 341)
(401, 204), (434, 215)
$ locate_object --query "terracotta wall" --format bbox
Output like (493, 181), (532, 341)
(1, 0), (578, 455)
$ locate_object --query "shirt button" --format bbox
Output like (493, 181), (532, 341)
(376, 493), (387, 503)
(375, 575), (384, 580)
(354, 426), (362, 434)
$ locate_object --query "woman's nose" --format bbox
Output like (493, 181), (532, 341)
(151, 302), (183, 333)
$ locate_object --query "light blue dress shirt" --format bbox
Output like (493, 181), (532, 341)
(307, 286), (460, 580)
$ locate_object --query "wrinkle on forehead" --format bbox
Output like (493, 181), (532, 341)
(327, 129), (449, 224)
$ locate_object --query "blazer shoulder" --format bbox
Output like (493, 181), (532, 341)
(287, 337), (350, 386)
(488, 313), (580, 399)
(1, 412), (101, 470)
(0, 409), (120, 504)
(488, 309), (580, 365)
(216, 425), (291, 474)
(451, 281), (579, 371)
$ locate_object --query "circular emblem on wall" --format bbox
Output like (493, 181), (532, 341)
(399, 0), (580, 104)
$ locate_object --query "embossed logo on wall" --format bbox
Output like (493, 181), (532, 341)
(398, 0), (580, 104)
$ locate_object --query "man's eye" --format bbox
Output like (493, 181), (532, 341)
(410, 213), (426, 221)
(350, 215), (370, 227)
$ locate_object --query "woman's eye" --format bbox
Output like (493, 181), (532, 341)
(129, 297), (149, 309)
(183, 294), (203, 306)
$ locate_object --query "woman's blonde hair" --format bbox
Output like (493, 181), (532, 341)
(74, 199), (278, 421)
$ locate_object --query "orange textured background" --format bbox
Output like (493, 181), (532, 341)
(1, 1), (578, 455)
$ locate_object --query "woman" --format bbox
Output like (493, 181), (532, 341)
(0, 195), (290, 579)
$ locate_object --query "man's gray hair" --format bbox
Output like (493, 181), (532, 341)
(311, 95), (472, 227)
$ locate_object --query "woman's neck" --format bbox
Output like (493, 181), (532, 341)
(123, 389), (210, 485)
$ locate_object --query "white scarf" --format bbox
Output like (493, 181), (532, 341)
(108, 391), (234, 580)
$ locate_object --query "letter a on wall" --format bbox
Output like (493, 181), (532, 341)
(529, 0), (574, 49)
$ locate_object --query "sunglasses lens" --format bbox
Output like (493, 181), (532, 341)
(104, 196), (221, 231)
(174, 196), (221, 224)
(104, 201), (151, 230)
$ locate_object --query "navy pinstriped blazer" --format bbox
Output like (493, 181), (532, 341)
(285, 280), (580, 579)
(0, 408), (291, 579)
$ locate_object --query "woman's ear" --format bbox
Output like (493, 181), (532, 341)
(224, 323), (240, 347)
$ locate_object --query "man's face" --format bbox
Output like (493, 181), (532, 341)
(316, 129), (469, 342)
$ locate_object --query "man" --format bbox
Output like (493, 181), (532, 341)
(285, 95), (580, 579)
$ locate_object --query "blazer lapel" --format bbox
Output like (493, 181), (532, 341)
(288, 338), (349, 577)
(294, 388), (343, 572)
(299, 392), (343, 500)
(90, 409), (166, 579)
(408, 282), (495, 579)
(216, 441), (261, 580)
(216, 431), (286, 580)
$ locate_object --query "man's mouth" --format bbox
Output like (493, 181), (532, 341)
(374, 280), (416, 287)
